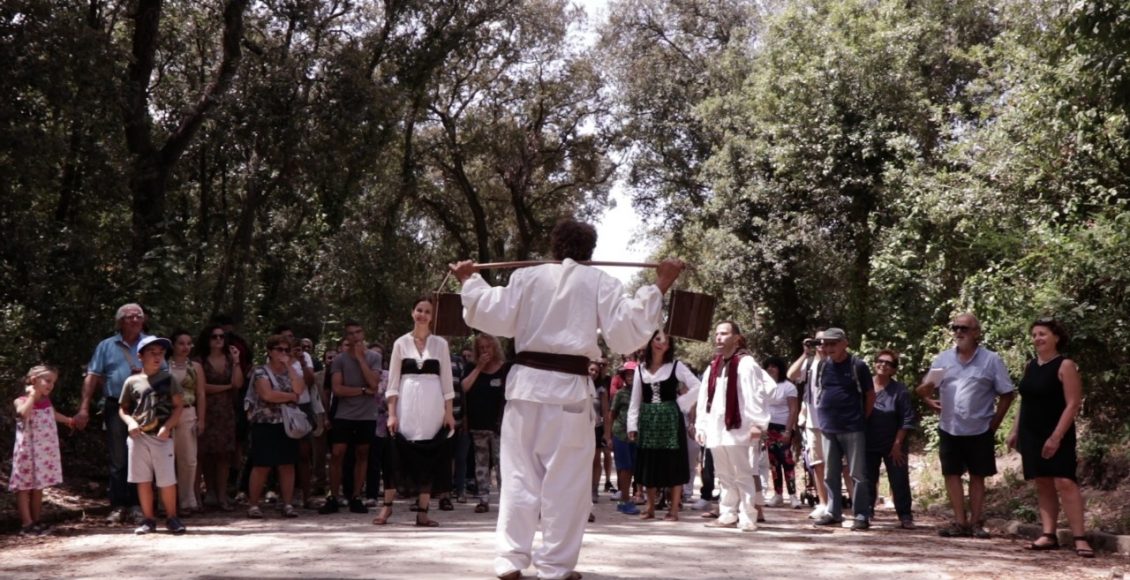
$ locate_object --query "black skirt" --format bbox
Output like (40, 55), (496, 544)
(249, 422), (299, 467)
(635, 409), (691, 488)
(390, 428), (452, 495)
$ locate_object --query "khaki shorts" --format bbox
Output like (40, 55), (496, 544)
(805, 426), (825, 466)
(127, 432), (176, 488)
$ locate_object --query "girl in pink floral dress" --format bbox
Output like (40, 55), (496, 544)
(9, 365), (74, 535)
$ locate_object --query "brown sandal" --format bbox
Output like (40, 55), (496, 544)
(415, 506), (439, 527)
(474, 501), (490, 513)
(371, 501), (393, 525)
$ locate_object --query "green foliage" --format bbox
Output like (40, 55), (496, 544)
(0, 0), (619, 416)
(612, 0), (1130, 435)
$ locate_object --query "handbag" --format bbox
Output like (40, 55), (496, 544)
(263, 366), (312, 439)
(282, 404), (313, 439)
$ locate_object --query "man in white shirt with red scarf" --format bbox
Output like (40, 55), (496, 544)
(451, 219), (685, 580)
(695, 320), (772, 532)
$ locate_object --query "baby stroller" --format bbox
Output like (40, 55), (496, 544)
(797, 429), (820, 508)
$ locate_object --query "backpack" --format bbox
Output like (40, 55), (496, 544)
(814, 355), (867, 409)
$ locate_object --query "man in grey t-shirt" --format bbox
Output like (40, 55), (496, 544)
(319, 320), (382, 515)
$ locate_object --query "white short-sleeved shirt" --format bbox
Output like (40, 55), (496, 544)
(931, 346), (1014, 436)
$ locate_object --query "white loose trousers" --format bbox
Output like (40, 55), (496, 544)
(495, 399), (595, 580)
(713, 444), (758, 526)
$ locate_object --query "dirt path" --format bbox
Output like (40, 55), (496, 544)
(1, 493), (1123, 579)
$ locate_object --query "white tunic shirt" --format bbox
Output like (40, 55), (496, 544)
(626, 361), (702, 433)
(461, 259), (664, 404)
(694, 356), (772, 448)
(386, 333), (455, 441)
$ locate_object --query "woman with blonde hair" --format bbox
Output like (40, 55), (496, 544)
(461, 333), (509, 513)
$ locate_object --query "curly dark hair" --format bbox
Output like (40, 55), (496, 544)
(550, 219), (597, 261)
(193, 325), (228, 360)
(762, 356), (788, 378)
(1030, 317), (1070, 351)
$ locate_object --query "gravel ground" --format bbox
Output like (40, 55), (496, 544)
(1, 492), (1124, 579)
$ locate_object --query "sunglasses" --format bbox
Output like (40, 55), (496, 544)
(950, 325), (972, 333)
(875, 360), (898, 368)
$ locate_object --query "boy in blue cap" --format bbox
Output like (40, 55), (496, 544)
(119, 336), (187, 535)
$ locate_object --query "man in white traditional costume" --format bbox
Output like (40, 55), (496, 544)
(450, 219), (685, 580)
(695, 320), (772, 532)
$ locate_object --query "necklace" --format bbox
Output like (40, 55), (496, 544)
(170, 359), (188, 370)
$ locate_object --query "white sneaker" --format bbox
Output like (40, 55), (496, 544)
(808, 504), (827, 519)
(790, 496), (803, 509)
(768, 494), (784, 508)
(691, 498), (710, 511)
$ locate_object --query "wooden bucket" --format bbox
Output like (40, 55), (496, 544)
(431, 292), (471, 337)
(665, 289), (716, 342)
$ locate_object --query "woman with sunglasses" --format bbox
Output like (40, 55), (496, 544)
(1007, 319), (1093, 558)
(864, 350), (916, 529)
(245, 335), (305, 518)
(194, 325), (244, 510)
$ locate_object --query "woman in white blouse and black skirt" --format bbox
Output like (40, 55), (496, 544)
(628, 330), (702, 520)
(372, 297), (456, 527)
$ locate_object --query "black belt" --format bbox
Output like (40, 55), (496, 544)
(514, 351), (590, 377)
(401, 367), (440, 376)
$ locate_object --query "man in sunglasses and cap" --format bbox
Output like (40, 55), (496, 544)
(917, 313), (1015, 539)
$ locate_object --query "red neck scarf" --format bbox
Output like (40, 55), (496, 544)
(707, 352), (744, 430)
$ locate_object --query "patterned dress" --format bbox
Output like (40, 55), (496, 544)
(198, 355), (237, 455)
(9, 397), (63, 491)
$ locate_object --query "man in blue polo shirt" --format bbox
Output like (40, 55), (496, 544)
(812, 327), (875, 531)
(917, 313), (1014, 539)
(75, 303), (151, 524)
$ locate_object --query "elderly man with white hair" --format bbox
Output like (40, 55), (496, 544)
(76, 302), (153, 524)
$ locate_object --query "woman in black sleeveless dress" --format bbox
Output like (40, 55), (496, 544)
(1007, 318), (1093, 557)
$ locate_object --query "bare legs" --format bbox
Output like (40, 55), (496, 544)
(296, 441), (312, 505)
(813, 463), (829, 506)
(1033, 477), (1092, 551)
(16, 490), (43, 527)
(617, 469), (632, 504)
(202, 454), (231, 508)
(138, 481), (178, 520)
(249, 465), (294, 507)
(668, 484), (682, 520)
